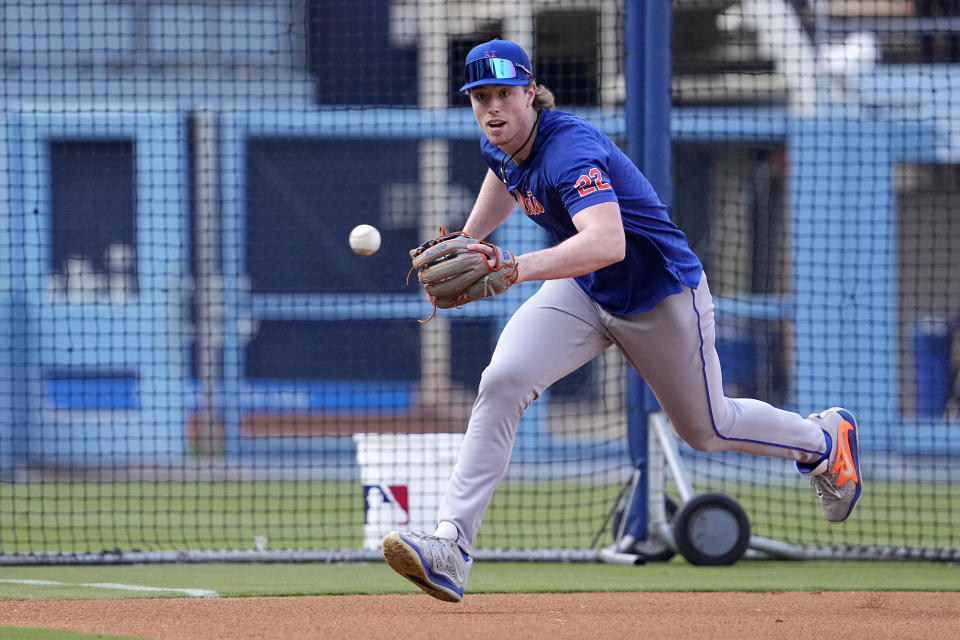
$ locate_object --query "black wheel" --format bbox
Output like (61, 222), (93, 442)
(612, 496), (679, 562)
(672, 493), (750, 566)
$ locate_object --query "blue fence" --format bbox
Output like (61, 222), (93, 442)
(1, 110), (189, 471)
(0, 97), (957, 475)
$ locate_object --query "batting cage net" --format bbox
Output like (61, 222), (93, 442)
(0, 0), (958, 565)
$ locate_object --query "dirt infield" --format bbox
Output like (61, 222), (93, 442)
(1, 591), (958, 639)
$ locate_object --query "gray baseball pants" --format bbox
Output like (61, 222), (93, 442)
(437, 273), (828, 554)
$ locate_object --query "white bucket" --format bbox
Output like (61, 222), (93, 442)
(353, 432), (464, 551)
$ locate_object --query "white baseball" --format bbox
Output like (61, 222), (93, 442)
(349, 224), (381, 256)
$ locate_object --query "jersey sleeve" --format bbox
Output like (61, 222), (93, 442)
(546, 128), (620, 217)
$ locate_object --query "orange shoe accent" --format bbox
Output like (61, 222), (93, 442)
(831, 420), (859, 487)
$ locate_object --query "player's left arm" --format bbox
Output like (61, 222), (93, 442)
(509, 201), (624, 282)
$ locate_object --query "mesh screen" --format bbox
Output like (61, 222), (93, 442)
(0, 0), (957, 562)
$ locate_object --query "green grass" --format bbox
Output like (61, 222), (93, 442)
(1, 478), (958, 555)
(0, 560), (957, 601)
(0, 629), (145, 640)
(708, 480), (960, 549)
(0, 481), (365, 552)
(477, 479), (960, 550)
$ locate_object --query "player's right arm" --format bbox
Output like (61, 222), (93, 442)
(461, 168), (517, 241)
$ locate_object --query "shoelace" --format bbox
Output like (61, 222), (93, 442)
(811, 472), (842, 499)
(410, 531), (460, 578)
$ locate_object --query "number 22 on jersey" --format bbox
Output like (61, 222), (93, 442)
(575, 167), (611, 197)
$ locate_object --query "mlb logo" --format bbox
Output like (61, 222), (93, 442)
(354, 432), (463, 550)
(363, 483), (410, 526)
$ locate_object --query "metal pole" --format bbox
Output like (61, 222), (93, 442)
(622, 0), (673, 543)
(191, 109), (224, 455)
(626, 0), (673, 203)
(416, 0), (452, 410)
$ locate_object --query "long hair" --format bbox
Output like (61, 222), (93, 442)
(532, 83), (556, 110)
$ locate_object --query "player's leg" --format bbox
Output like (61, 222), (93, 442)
(383, 279), (612, 601)
(612, 273), (826, 459)
(609, 272), (861, 521)
(438, 278), (613, 552)
(609, 273), (824, 460)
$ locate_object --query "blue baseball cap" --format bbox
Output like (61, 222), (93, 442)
(460, 39), (533, 92)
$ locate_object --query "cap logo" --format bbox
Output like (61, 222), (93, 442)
(484, 50), (498, 58)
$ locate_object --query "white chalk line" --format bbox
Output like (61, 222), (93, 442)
(0, 578), (219, 598)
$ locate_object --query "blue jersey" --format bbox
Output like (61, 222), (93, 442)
(480, 108), (703, 315)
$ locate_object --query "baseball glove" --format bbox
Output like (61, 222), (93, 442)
(408, 228), (519, 322)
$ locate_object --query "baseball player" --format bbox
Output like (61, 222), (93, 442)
(383, 39), (863, 602)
